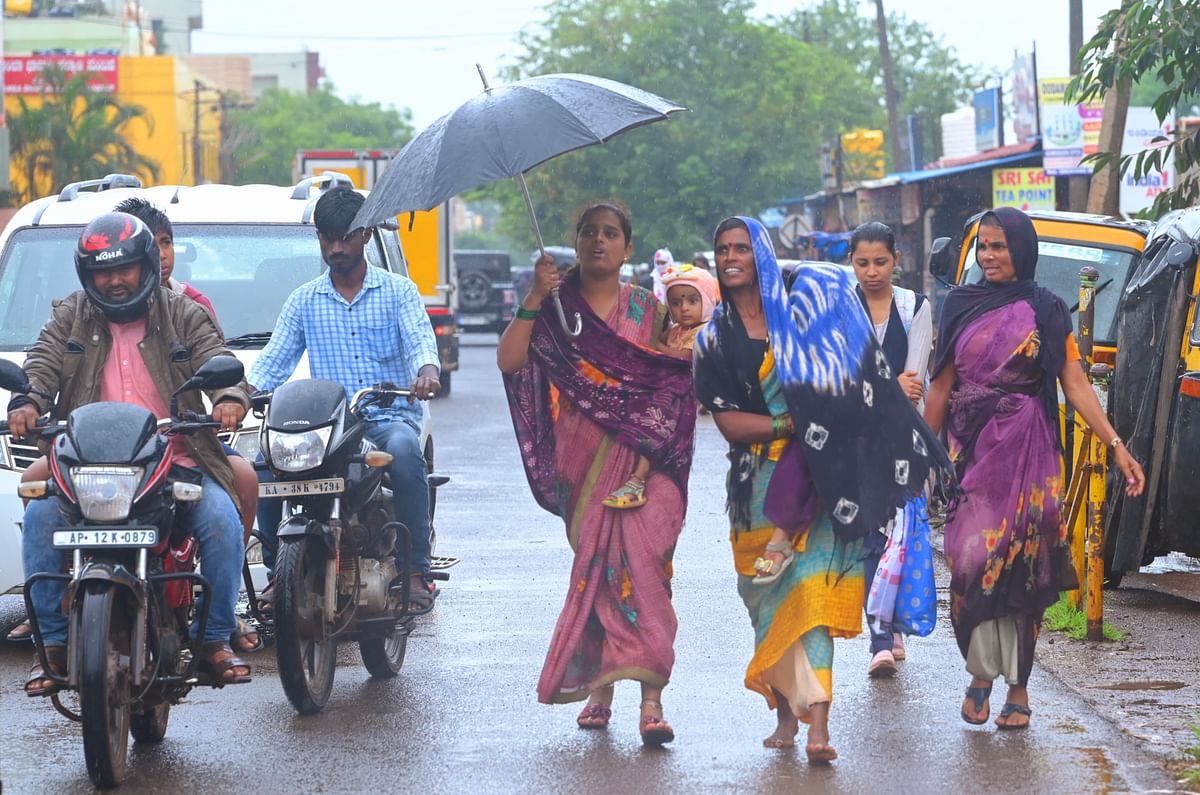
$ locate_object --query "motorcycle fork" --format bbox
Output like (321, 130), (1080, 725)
(324, 497), (342, 625)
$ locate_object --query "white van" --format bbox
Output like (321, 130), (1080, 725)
(0, 173), (437, 597)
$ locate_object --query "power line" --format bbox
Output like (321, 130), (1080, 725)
(192, 29), (519, 41)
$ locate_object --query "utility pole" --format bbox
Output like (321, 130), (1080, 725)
(192, 79), (202, 185)
(1067, 0), (1088, 211)
(875, 0), (905, 171)
(1087, 4), (1132, 215)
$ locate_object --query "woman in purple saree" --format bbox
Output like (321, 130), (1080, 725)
(925, 207), (1145, 730)
(497, 203), (696, 746)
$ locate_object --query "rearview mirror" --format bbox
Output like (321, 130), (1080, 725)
(0, 360), (29, 393)
(1166, 240), (1196, 267)
(173, 356), (245, 396)
(928, 237), (954, 280)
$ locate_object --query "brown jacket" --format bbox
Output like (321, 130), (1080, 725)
(20, 287), (251, 502)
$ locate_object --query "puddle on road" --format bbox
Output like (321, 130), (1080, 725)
(1093, 680), (1187, 691)
(1076, 747), (1115, 791)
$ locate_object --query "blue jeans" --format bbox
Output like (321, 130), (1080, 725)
(22, 472), (244, 646)
(863, 530), (895, 655)
(256, 418), (431, 577)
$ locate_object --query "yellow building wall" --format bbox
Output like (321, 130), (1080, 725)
(6, 55), (222, 199)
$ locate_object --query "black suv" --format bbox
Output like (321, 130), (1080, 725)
(453, 249), (517, 333)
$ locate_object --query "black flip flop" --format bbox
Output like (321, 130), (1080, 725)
(961, 684), (992, 725)
(996, 702), (1032, 730)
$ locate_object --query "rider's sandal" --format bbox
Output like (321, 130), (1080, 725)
(24, 645), (66, 697)
(231, 620), (263, 654)
(638, 699), (675, 747)
(406, 576), (437, 615)
(602, 478), (646, 509)
(7, 619), (33, 642)
(751, 540), (795, 586)
(199, 640), (251, 686)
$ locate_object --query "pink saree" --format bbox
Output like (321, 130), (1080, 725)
(504, 279), (695, 703)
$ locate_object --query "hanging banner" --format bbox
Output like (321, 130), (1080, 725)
(1012, 50), (1039, 142)
(974, 87), (1003, 151)
(1038, 77), (1103, 176)
(3, 55), (119, 94)
(1120, 106), (1174, 216)
(993, 168), (1056, 212)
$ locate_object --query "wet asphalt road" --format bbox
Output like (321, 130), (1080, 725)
(0, 338), (1178, 793)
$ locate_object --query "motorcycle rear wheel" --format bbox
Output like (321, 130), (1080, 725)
(274, 537), (338, 714)
(80, 583), (133, 788)
(359, 628), (407, 678)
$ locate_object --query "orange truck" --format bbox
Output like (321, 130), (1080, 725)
(295, 150), (460, 393)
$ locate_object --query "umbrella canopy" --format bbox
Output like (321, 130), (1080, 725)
(351, 73), (686, 230)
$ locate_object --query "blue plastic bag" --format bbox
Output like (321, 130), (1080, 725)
(894, 495), (937, 637)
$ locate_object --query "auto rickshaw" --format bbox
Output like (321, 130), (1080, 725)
(1104, 207), (1200, 582)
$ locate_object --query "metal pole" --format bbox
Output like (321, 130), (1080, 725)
(1086, 362), (1112, 641)
(192, 79), (202, 185)
(1068, 264), (1099, 605)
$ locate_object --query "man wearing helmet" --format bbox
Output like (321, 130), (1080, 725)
(12, 211), (254, 695)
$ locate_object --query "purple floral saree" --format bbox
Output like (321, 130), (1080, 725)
(503, 276), (697, 703)
(943, 300), (1078, 685)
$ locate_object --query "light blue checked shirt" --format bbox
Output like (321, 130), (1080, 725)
(248, 265), (439, 429)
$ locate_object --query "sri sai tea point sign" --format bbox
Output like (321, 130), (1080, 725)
(993, 168), (1055, 212)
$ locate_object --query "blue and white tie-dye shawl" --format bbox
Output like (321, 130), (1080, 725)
(694, 216), (950, 541)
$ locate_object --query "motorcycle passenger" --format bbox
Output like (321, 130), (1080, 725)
(13, 211), (253, 694)
(248, 187), (441, 612)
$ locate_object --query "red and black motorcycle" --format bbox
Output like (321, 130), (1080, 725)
(1, 356), (245, 789)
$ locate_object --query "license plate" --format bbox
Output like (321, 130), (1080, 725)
(52, 528), (158, 548)
(258, 478), (345, 498)
(457, 314), (490, 326)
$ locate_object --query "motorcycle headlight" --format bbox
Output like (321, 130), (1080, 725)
(268, 426), (332, 472)
(71, 466), (144, 522)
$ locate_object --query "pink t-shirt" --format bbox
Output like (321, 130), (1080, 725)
(99, 319), (197, 468)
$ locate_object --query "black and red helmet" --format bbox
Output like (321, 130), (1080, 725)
(74, 211), (161, 323)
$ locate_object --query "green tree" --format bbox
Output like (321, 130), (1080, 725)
(777, 0), (983, 170)
(1069, 0), (1200, 217)
(221, 86), (415, 185)
(8, 65), (159, 204)
(492, 0), (881, 258)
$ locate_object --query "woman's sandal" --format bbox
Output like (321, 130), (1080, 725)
(639, 699), (675, 747)
(198, 640), (251, 686)
(25, 646), (66, 697)
(602, 478), (647, 509)
(996, 702), (1032, 730)
(805, 743), (838, 765)
(576, 703), (612, 729)
(7, 619), (33, 643)
(961, 684), (993, 725)
(752, 540), (795, 585)
(231, 620), (263, 654)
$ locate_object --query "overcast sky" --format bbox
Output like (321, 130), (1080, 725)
(193, 0), (1122, 129)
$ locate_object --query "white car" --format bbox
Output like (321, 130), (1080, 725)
(0, 173), (437, 597)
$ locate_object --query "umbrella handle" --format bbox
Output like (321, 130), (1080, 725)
(517, 170), (582, 337)
(549, 287), (582, 336)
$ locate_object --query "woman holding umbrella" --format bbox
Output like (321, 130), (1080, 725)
(694, 216), (947, 762)
(497, 202), (697, 746)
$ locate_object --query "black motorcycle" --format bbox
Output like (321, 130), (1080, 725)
(1, 356), (246, 789)
(251, 379), (449, 715)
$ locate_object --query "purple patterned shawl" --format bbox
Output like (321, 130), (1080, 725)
(503, 272), (697, 516)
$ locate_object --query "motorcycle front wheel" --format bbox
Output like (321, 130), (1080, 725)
(80, 583), (133, 788)
(274, 537), (338, 714)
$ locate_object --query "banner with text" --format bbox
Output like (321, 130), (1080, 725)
(1120, 106), (1174, 216)
(4, 55), (119, 94)
(993, 168), (1056, 212)
(1038, 77), (1103, 176)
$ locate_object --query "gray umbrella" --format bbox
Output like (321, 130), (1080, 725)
(351, 68), (686, 335)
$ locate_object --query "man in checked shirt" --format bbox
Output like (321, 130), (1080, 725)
(248, 188), (442, 612)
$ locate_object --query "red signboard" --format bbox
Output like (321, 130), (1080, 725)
(4, 55), (119, 95)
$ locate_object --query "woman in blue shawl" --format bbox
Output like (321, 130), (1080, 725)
(694, 217), (950, 762)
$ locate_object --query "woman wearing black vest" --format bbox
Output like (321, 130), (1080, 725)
(850, 222), (933, 677)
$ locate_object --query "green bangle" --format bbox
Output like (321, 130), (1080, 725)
(771, 416), (788, 439)
(516, 306), (540, 321)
